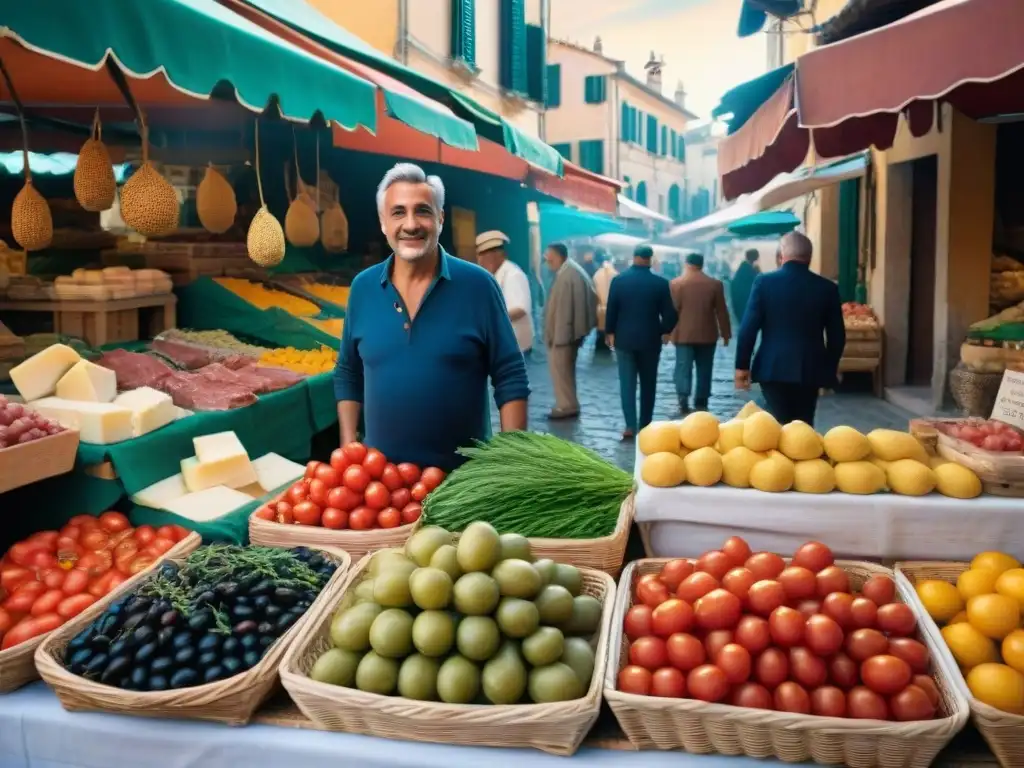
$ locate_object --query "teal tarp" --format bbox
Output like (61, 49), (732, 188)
(727, 211), (800, 238)
(538, 202), (624, 248)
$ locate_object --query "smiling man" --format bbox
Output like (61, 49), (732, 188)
(333, 163), (529, 471)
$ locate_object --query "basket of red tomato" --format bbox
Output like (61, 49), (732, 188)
(0, 512), (199, 693)
(603, 537), (970, 767)
(249, 441), (446, 559)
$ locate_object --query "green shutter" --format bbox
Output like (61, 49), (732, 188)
(584, 75), (606, 104)
(551, 142), (572, 161)
(525, 24), (545, 103)
(451, 0), (476, 68)
(579, 139), (604, 174)
(646, 115), (658, 153)
(620, 100), (630, 142)
(670, 129), (678, 159)
(545, 64), (561, 107)
(660, 126), (668, 155)
(838, 178), (860, 302)
(500, 0), (528, 95)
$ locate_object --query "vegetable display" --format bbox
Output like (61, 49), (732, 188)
(254, 442), (445, 531)
(61, 545), (336, 691)
(422, 432), (633, 539)
(0, 515), (190, 650)
(308, 523), (600, 704)
(0, 393), (67, 448)
(618, 538), (942, 722)
(933, 419), (1024, 453)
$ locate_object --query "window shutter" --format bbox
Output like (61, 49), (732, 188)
(500, 0), (528, 95)
(545, 64), (561, 107)
(620, 101), (630, 142)
(551, 143), (572, 161)
(579, 140), (604, 175)
(670, 129), (678, 160)
(660, 126), (668, 155)
(646, 115), (658, 153)
(525, 24), (546, 103)
(637, 110), (644, 145)
(450, 0), (476, 68)
(584, 75), (606, 104)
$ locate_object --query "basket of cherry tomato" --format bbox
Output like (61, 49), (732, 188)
(603, 537), (970, 767)
(249, 441), (446, 559)
(0, 513), (198, 693)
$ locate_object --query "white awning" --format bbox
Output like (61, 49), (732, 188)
(617, 194), (674, 223)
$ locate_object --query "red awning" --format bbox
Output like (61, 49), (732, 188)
(528, 161), (621, 214)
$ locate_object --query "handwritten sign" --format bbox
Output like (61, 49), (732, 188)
(991, 369), (1024, 430)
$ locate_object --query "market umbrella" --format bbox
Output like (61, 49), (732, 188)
(727, 210), (800, 238)
(538, 202), (624, 248)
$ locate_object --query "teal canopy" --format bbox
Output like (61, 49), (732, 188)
(2, 0), (377, 131)
(538, 202), (624, 247)
(713, 63), (795, 135)
(728, 210), (800, 238)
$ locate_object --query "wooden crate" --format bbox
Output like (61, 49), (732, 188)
(0, 429), (79, 493)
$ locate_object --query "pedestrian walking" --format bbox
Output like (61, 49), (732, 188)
(730, 248), (760, 324)
(734, 231), (845, 426)
(605, 245), (678, 439)
(669, 253), (731, 414)
(544, 242), (597, 420)
(592, 253), (617, 354)
(476, 230), (534, 355)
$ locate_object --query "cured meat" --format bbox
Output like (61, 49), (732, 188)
(96, 349), (173, 389)
(157, 371), (258, 411)
(150, 339), (212, 370)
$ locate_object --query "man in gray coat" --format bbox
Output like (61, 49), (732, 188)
(544, 242), (597, 419)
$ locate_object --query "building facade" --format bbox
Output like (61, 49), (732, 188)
(545, 38), (697, 219)
(309, 0), (548, 137)
(681, 122), (724, 223)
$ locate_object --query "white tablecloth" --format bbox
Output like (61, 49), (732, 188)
(634, 444), (1024, 561)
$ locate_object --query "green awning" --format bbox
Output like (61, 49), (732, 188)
(727, 210), (800, 238)
(240, 0), (563, 174)
(712, 63), (795, 135)
(2, 0), (377, 131)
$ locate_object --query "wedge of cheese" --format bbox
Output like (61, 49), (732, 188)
(113, 387), (176, 436)
(10, 344), (82, 401)
(56, 359), (117, 403)
(251, 452), (305, 493)
(181, 454), (257, 493)
(161, 486), (254, 522)
(28, 397), (133, 444)
(193, 431), (249, 464)
(132, 473), (188, 509)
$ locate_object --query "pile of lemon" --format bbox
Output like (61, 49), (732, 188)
(215, 277), (321, 317)
(259, 345), (337, 375)
(917, 552), (1024, 714)
(304, 283), (350, 308)
(637, 404), (982, 498)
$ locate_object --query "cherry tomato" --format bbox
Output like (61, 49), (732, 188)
(380, 464), (404, 492)
(98, 512), (130, 533)
(76, 552), (113, 576)
(321, 507), (349, 530)
(774, 681), (811, 713)
(39, 569), (66, 590)
(275, 501), (295, 525)
(658, 559), (695, 591)
(57, 594), (96, 619)
(27, 531), (60, 550)
(7, 542), (40, 567)
(55, 536), (80, 556)
(88, 571), (118, 598)
(815, 566), (851, 598)
(390, 487), (412, 510)
(314, 464), (340, 488)
(629, 636), (668, 670)
(704, 629), (735, 660)
(397, 462), (421, 486)
(364, 481), (391, 511)
(846, 628), (888, 662)
(106, 571), (127, 593)
(747, 580), (786, 616)
(810, 685), (847, 717)
(361, 449), (387, 479)
(2, 590), (35, 614)
(167, 525), (190, 542)
(666, 632), (705, 671)
(400, 503), (423, 524)
(254, 506), (275, 521)
(293, 501), (323, 526)
(687, 664), (730, 702)
(624, 605), (654, 640)
(850, 597), (878, 629)
(888, 638), (931, 673)
(861, 575), (896, 606)
(912, 675), (941, 709)
(327, 485), (362, 512)
(876, 603), (916, 637)
(308, 478), (330, 507)
(637, 577), (671, 608)
(721, 536), (753, 566)
(58, 525), (82, 542)
(69, 515), (99, 529)
(420, 467), (446, 492)
(716, 643), (752, 684)
(349, 507), (378, 530)
(890, 684), (936, 721)
(287, 483), (309, 504)
(792, 541), (834, 572)
(0, 566), (32, 592)
(734, 615), (771, 655)
(343, 465), (370, 493)
(745, 552), (785, 580)
(769, 606), (805, 647)
(0, 607), (11, 635)
(1, 615), (60, 650)
(410, 482), (429, 502)
(651, 599), (694, 637)
(305, 460), (321, 480)
(822, 592), (856, 629)
(829, 652), (860, 689)
(696, 551), (733, 581)
(377, 507), (402, 528)
(617, 665), (652, 695)
(805, 614), (844, 656)
(731, 682), (773, 709)
(755, 648), (789, 689)
(14, 581), (46, 598)
(778, 566), (817, 601)
(847, 686), (888, 720)
(677, 572), (719, 604)
(107, 529), (135, 547)
(80, 530), (110, 551)
(28, 550), (58, 570)
(796, 599), (822, 618)
(651, 667), (687, 697)
(329, 448), (351, 473)
(151, 538), (177, 556)
(127, 554), (156, 574)
(722, 567), (756, 603)
(343, 442), (368, 463)
(861, 654), (912, 696)
(695, 588), (742, 631)
(133, 525), (157, 545)
(789, 647), (827, 688)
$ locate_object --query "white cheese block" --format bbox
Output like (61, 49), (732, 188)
(55, 359), (117, 403)
(160, 486), (254, 522)
(28, 397), (134, 444)
(193, 431), (250, 464)
(10, 343), (82, 401)
(181, 454), (258, 493)
(132, 472), (188, 509)
(251, 452), (305, 492)
(113, 386), (176, 436)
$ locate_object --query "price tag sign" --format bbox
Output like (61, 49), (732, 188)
(991, 369), (1024, 430)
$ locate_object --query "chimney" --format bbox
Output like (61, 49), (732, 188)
(593, 36), (603, 55)
(644, 51), (663, 92)
(674, 80), (687, 110)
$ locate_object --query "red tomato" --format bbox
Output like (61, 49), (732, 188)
(617, 665), (652, 695)
(637, 577), (671, 608)
(151, 538), (177, 556)
(133, 525), (157, 545)
(27, 531), (60, 550)
(390, 487), (412, 510)
(861, 575), (896, 606)
(666, 632), (706, 671)
(58, 525), (82, 542)
(377, 507), (402, 529)
(0, 607), (11, 635)
(721, 536), (753, 566)
(755, 648), (790, 689)
(98, 512), (130, 533)
(349, 507), (378, 530)
(0, 566), (32, 592)
(329, 448), (351, 473)
(745, 552), (785, 580)
(2, 592), (35, 614)
(380, 464), (404, 492)
(850, 597), (878, 628)
(805, 614), (844, 656)
(75, 552), (112, 577)
(410, 482), (429, 502)
(275, 502), (295, 525)
(308, 479), (330, 507)
(821, 592), (856, 629)
(57, 594), (96, 619)
(420, 467), (446, 491)
(15, 581), (46, 598)
(624, 605), (654, 641)
(861, 654), (912, 696)
(888, 638), (931, 673)
(80, 530), (110, 551)
(694, 589), (742, 631)
(847, 686), (889, 720)
(343, 465), (371, 493)
(293, 501), (323, 526)
(768, 606), (805, 647)
(326, 486), (361, 512)
(774, 681), (811, 714)
(400, 503), (423, 524)
(792, 541), (834, 572)
(810, 685), (847, 717)
(734, 615), (771, 655)
(63, 568), (91, 596)
(658, 559), (695, 591)
(364, 481), (391, 511)
(704, 629), (735, 660)
(287, 482), (309, 504)
(39, 569), (66, 590)
(716, 643), (752, 684)
(730, 682), (773, 709)
(696, 550), (733, 581)
(68, 514), (99, 528)
(815, 566), (851, 598)
(796, 599), (822, 618)
(687, 664), (730, 702)
(305, 460), (321, 480)
(28, 550), (58, 570)
(167, 525), (189, 543)
(829, 652), (860, 689)
(314, 464), (341, 488)
(127, 554), (156, 575)
(912, 675), (941, 709)
(651, 599), (694, 637)
(677, 572), (719, 604)
(629, 636), (668, 670)
(722, 567), (757, 602)
(362, 449), (387, 479)
(7, 542), (40, 567)
(1, 616), (55, 650)
(890, 684), (936, 722)
(397, 462), (421, 486)
(254, 506), (275, 521)
(846, 629), (889, 662)
(321, 507), (348, 530)
(747, 580), (786, 616)
(88, 572), (117, 598)
(650, 667), (686, 697)
(106, 571), (127, 592)
(789, 647), (828, 688)
(876, 603), (916, 637)
(778, 566), (817, 601)
(55, 536), (80, 556)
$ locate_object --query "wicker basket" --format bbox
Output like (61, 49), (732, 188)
(522, 492), (634, 577)
(0, 532), (201, 694)
(897, 561), (1024, 768)
(280, 553), (617, 755)
(948, 366), (1003, 418)
(34, 545), (351, 725)
(605, 558), (970, 767)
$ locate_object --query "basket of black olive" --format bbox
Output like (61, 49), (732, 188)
(34, 544), (350, 725)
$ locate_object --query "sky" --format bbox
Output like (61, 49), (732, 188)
(549, 0), (768, 119)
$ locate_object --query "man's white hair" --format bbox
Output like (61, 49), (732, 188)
(376, 163), (445, 215)
(779, 231), (813, 263)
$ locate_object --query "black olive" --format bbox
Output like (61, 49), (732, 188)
(148, 675), (168, 691)
(150, 656), (174, 676)
(68, 633), (90, 651)
(188, 611), (213, 632)
(233, 620), (257, 635)
(157, 627), (175, 647)
(170, 668), (199, 689)
(197, 651), (219, 667)
(172, 631), (192, 650)
(68, 648), (93, 673)
(232, 605), (255, 621)
(256, 621), (274, 635)
(133, 625), (155, 645)
(153, 599), (171, 615)
(90, 634), (111, 650)
(252, 595), (270, 610)
(222, 657), (242, 675)
(120, 613), (147, 634)
(275, 613), (298, 633)
(127, 596), (152, 614)
(130, 666), (148, 688)
(240, 634), (259, 651)
(119, 677), (134, 690)
(250, 579), (273, 597)
(174, 647), (196, 666)
(264, 605), (282, 620)
(146, 604), (165, 623)
(221, 637), (240, 655)
(197, 634), (221, 652)
(159, 562), (178, 577)
(108, 639), (129, 658)
(203, 666), (224, 684)
(160, 611), (179, 627)
(272, 587), (299, 606)
(242, 650), (261, 668)
(196, 590), (216, 606)
(135, 641), (158, 664)
(84, 654), (109, 677)
(258, 635), (274, 649)
(234, 596), (251, 608)
(97, 614), (119, 636)
(216, 582), (239, 599)
(101, 656), (131, 684)
(308, 554), (325, 569)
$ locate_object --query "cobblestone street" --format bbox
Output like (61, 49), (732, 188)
(492, 336), (915, 472)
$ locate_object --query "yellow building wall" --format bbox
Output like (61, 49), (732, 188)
(308, 0), (399, 56)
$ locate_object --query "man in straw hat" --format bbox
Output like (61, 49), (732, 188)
(476, 230), (534, 355)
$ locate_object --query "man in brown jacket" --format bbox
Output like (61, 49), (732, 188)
(669, 253), (731, 413)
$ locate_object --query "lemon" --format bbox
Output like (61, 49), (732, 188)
(679, 412), (719, 450)
(638, 422), (681, 456)
(916, 580), (964, 623)
(942, 622), (999, 669)
(947, 610), (969, 626)
(996, 568), (1024, 610)
(640, 452), (686, 488)
(958, 568), (1000, 601)
(717, 420), (745, 453)
(1003, 630), (1024, 675)
(967, 593), (1021, 639)
(967, 663), (1024, 714)
(743, 411), (782, 452)
(971, 552), (1022, 576)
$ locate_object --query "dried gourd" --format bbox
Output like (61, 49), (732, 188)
(120, 124), (179, 237)
(73, 111), (116, 212)
(321, 195), (349, 253)
(196, 164), (237, 234)
(246, 121), (285, 267)
(284, 138), (319, 247)
(12, 179), (53, 252)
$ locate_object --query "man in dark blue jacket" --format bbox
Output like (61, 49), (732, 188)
(734, 232), (845, 426)
(606, 245), (678, 439)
